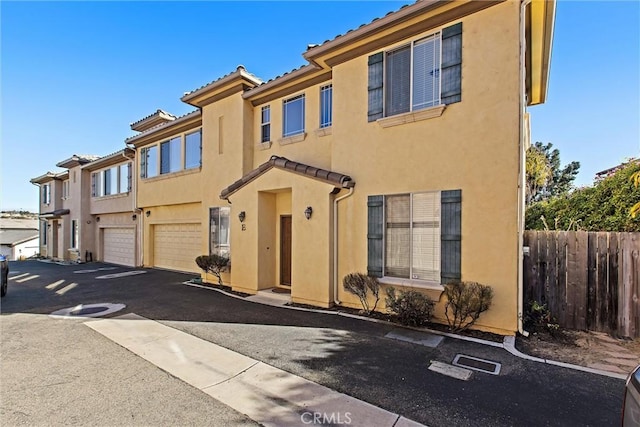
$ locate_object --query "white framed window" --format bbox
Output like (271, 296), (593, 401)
(283, 94), (305, 137)
(103, 166), (118, 195)
(43, 184), (51, 204)
(320, 84), (332, 128)
(62, 180), (70, 200)
(210, 207), (230, 257)
(92, 163), (131, 197)
(384, 192), (441, 282)
(160, 136), (181, 174)
(261, 106), (271, 143)
(71, 219), (79, 249)
(185, 130), (202, 169)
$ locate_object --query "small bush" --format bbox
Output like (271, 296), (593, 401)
(524, 300), (560, 335)
(385, 287), (434, 327)
(343, 273), (380, 315)
(195, 254), (230, 287)
(444, 281), (494, 332)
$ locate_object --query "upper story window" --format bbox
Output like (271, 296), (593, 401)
(141, 146), (158, 178)
(368, 23), (462, 121)
(161, 136), (181, 175)
(261, 106), (271, 143)
(283, 94), (305, 137)
(320, 84), (333, 128)
(184, 130), (202, 170)
(92, 163), (131, 197)
(42, 184), (51, 204)
(62, 180), (70, 200)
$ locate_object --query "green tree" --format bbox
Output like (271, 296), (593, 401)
(526, 144), (551, 204)
(526, 142), (580, 204)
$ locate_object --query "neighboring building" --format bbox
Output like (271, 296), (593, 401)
(595, 158), (639, 181)
(30, 0), (556, 335)
(0, 219), (39, 260)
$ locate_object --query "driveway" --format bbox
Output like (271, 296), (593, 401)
(1, 261), (625, 426)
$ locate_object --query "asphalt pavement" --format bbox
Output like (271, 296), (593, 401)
(0, 260), (626, 426)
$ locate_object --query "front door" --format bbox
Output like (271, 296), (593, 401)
(280, 216), (292, 286)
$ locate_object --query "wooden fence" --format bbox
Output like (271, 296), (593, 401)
(523, 231), (640, 338)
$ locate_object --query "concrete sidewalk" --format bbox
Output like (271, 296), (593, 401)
(87, 313), (423, 427)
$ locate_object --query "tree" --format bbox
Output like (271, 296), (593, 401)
(526, 142), (580, 204)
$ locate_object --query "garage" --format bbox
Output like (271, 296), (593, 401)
(103, 227), (136, 267)
(153, 223), (201, 273)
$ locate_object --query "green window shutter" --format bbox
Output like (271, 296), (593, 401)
(140, 148), (147, 178)
(441, 189), (461, 283)
(127, 163), (132, 191)
(367, 195), (384, 277)
(368, 53), (384, 122)
(91, 173), (96, 197)
(441, 23), (462, 104)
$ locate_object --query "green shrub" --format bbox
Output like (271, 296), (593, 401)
(524, 300), (560, 335)
(385, 287), (434, 327)
(343, 273), (380, 315)
(195, 254), (230, 287)
(444, 281), (494, 332)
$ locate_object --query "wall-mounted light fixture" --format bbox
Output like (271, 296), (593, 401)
(86, 220), (91, 224)
(238, 211), (246, 223)
(132, 214), (137, 221)
(304, 206), (313, 220)
(96, 217), (100, 222)
(146, 210), (151, 218)
(58, 223), (62, 228)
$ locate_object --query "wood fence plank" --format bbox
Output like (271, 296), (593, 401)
(526, 231), (539, 307)
(619, 233), (627, 336)
(629, 233), (640, 338)
(609, 233), (619, 333)
(597, 232), (609, 333)
(575, 232), (589, 330)
(566, 231), (578, 329)
(587, 232), (597, 330)
(547, 232), (558, 318)
(557, 231), (568, 327)
(538, 231), (548, 304)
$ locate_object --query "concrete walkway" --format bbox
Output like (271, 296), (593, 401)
(87, 313), (423, 427)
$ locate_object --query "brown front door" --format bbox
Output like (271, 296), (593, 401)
(280, 216), (292, 286)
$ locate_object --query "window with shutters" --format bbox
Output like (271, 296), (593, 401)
(91, 162), (132, 197)
(42, 184), (51, 205)
(62, 180), (70, 200)
(210, 207), (230, 257)
(71, 219), (79, 249)
(368, 23), (462, 122)
(320, 85), (333, 128)
(261, 106), (271, 143)
(141, 146), (158, 178)
(368, 190), (461, 285)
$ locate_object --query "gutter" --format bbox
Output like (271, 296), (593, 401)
(333, 187), (354, 305)
(518, 0), (532, 337)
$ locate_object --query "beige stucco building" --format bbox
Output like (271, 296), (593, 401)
(32, 0), (555, 335)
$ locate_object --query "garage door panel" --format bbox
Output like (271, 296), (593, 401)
(103, 228), (135, 267)
(153, 223), (201, 273)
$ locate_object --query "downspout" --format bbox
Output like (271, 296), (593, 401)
(124, 146), (143, 266)
(518, 0), (532, 336)
(333, 186), (354, 305)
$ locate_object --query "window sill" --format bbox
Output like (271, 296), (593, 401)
(314, 127), (332, 137)
(142, 167), (201, 182)
(256, 141), (272, 150)
(93, 193), (130, 201)
(278, 132), (306, 146)
(378, 277), (445, 292)
(377, 104), (446, 128)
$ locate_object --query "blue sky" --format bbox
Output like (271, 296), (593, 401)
(1, 1), (638, 212)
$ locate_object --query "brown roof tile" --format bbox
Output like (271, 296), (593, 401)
(220, 156), (354, 200)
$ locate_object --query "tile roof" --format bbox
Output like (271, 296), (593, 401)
(220, 156), (355, 200)
(130, 109), (177, 132)
(82, 148), (135, 170)
(56, 154), (100, 169)
(182, 65), (263, 102)
(125, 109), (201, 143)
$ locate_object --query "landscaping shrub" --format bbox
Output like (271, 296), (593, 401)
(385, 287), (434, 327)
(524, 300), (560, 336)
(343, 273), (380, 315)
(444, 281), (494, 332)
(195, 254), (230, 287)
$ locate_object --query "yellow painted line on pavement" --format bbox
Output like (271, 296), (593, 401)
(56, 283), (78, 295)
(46, 280), (66, 290)
(16, 275), (40, 283)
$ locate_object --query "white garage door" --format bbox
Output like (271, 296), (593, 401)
(153, 223), (201, 273)
(103, 228), (135, 267)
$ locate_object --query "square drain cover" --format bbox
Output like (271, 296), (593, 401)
(452, 354), (501, 375)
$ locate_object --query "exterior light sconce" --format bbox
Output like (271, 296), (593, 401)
(146, 210), (151, 218)
(132, 214), (137, 221)
(96, 217), (100, 222)
(304, 206), (313, 220)
(58, 223), (62, 228)
(238, 211), (246, 223)
(86, 220), (91, 224)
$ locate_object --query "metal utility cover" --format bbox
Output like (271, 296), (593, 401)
(385, 328), (444, 348)
(452, 354), (501, 375)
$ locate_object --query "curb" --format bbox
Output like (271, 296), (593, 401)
(183, 281), (630, 380)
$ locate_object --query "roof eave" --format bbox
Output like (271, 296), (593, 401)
(82, 148), (135, 171)
(125, 110), (202, 146)
(527, 0), (556, 106)
(181, 67), (263, 107)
